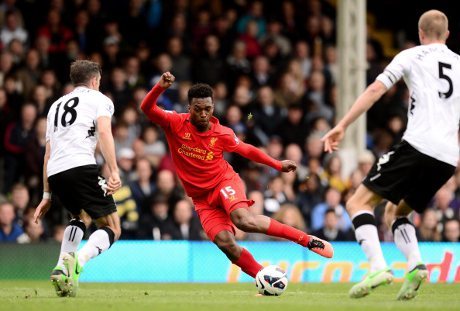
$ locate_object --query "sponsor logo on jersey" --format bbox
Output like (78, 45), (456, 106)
(183, 133), (191, 140)
(177, 144), (214, 161)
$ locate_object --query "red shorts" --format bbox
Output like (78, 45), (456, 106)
(193, 174), (254, 241)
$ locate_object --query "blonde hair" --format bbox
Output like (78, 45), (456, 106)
(418, 10), (448, 40)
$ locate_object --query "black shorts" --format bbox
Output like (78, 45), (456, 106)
(48, 165), (117, 219)
(363, 140), (456, 213)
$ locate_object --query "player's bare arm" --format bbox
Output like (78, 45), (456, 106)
(321, 80), (388, 153)
(33, 141), (52, 223)
(97, 116), (121, 195)
(233, 141), (295, 172)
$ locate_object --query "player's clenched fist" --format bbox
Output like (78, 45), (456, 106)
(280, 160), (297, 172)
(158, 72), (175, 89)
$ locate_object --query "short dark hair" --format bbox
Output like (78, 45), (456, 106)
(187, 83), (213, 103)
(70, 60), (101, 85)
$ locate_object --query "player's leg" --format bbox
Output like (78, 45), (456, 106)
(385, 201), (427, 300)
(48, 171), (88, 297)
(229, 205), (333, 258)
(51, 216), (86, 297)
(213, 230), (263, 278)
(347, 184), (393, 298)
(195, 198), (263, 278)
(77, 211), (121, 267)
(61, 211), (120, 297)
(59, 166), (119, 296)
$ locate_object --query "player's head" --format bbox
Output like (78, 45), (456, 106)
(70, 60), (102, 90)
(418, 10), (449, 43)
(187, 83), (214, 132)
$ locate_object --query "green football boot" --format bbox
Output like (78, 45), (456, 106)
(349, 268), (394, 298)
(62, 252), (83, 297)
(50, 266), (69, 297)
(397, 264), (428, 300)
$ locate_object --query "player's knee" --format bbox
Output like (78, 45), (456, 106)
(345, 197), (362, 215)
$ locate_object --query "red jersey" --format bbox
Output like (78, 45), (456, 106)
(141, 84), (282, 197)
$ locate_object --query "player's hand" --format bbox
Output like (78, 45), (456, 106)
(280, 160), (297, 172)
(158, 72), (175, 89)
(321, 125), (345, 153)
(33, 199), (51, 224)
(107, 171), (122, 195)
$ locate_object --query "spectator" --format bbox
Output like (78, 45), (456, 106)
(17, 218), (45, 243)
(37, 8), (73, 55)
(236, 0), (266, 39)
(15, 49), (42, 98)
(138, 195), (170, 240)
(141, 125), (166, 168)
(167, 36), (191, 82)
(312, 208), (352, 241)
(3, 103), (37, 193)
(442, 219), (460, 242)
(251, 86), (284, 137)
(129, 157), (156, 213)
(0, 9), (28, 46)
(152, 169), (183, 209)
(416, 208), (442, 242)
(264, 176), (289, 215)
(162, 199), (203, 240)
(0, 201), (24, 242)
(277, 103), (307, 147)
(10, 182), (29, 223)
(311, 186), (351, 232)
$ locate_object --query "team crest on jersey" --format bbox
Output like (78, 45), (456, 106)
(183, 132), (191, 140)
(209, 137), (218, 148)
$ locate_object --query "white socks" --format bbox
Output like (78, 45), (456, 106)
(352, 211), (388, 273)
(57, 220), (85, 269)
(392, 217), (422, 271)
(77, 228), (113, 267)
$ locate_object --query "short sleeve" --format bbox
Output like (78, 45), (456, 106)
(96, 95), (115, 118)
(376, 50), (410, 89)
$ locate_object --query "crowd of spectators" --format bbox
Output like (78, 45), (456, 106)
(0, 0), (459, 244)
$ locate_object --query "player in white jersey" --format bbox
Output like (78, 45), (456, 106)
(32, 60), (122, 297)
(322, 10), (459, 300)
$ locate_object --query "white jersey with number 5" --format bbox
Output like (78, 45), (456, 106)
(46, 86), (114, 177)
(376, 43), (460, 166)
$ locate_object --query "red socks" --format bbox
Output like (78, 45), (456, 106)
(232, 248), (263, 278)
(266, 219), (310, 247)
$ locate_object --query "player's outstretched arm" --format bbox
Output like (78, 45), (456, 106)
(140, 72), (175, 126)
(234, 141), (289, 172)
(322, 80), (387, 153)
(33, 141), (51, 223)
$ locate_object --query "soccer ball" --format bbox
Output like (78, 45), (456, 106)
(255, 265), (288, 296)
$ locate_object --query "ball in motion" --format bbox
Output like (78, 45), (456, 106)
(255, 265), (288, 296)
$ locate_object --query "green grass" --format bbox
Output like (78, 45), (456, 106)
(1, 281), (459, 311)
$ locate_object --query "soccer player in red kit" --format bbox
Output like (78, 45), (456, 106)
(141, 72), (333, 279)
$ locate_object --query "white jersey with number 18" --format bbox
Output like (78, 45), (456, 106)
(376, 43), (460, 166)
(46, 86), (114, 177)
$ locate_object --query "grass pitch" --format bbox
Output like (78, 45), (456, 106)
(1, 281), (459, 311)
